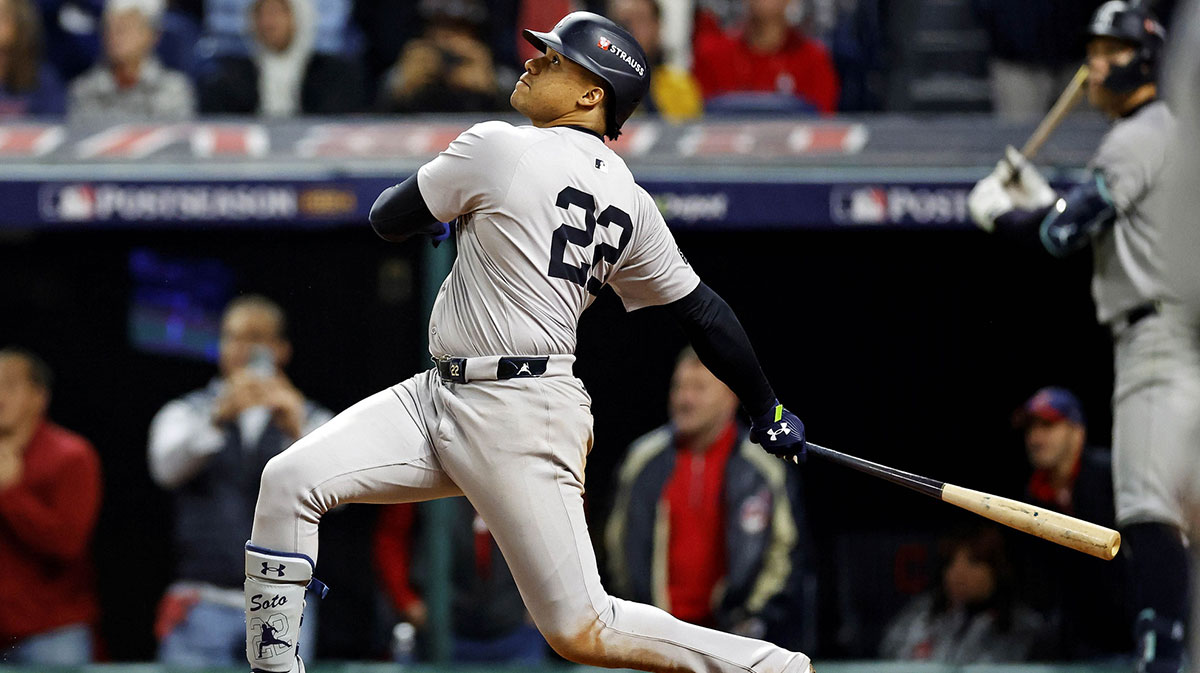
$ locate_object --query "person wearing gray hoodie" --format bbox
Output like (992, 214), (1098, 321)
(198, 0), (362, 115)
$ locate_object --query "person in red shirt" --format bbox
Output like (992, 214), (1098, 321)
(606, 347), (811, 647)
(691, 0), (839, 114)
(0, 348), (102, 665)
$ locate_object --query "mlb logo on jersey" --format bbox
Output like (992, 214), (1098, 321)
(598, 36), (612, 50)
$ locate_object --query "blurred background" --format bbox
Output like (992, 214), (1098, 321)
(0, 0), (1172, 669)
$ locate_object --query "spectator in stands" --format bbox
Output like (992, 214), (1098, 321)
(971, 0), (1102, 119)
(375, 0), (512, 113)
(880, 525), (1046, 664)
(37, 0), (201, 88)
(374, 499), (548, 664)
(199, 0), (363, 114)
(67, 0), (194, 121)
(1010, 386), (1131, 660)
(691, 0), (839, 114)
(198, 0), (349, 60)
(604, 347), (811, 648)
(607, 0), (702, 122)
(148, 295), (332, 666)
(0, 348), (102, 665)
(0, 0), (66, 115)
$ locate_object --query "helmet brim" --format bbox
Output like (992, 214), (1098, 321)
(522, 29), (563, 56)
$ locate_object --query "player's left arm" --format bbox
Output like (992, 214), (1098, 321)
(968, 146), (1117, 257)
(369, 174), (451, 244)
(613, 187), (804, 460)
(665, 283), (806, 460)
(994, 171), (1117, 258)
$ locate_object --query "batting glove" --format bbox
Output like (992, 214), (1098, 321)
(1003, 146), (1058, 210)
(750, 401), (806, 461)
(967, 170), (1015, 233)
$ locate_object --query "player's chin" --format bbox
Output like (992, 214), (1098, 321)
(510, 88), (528, 113)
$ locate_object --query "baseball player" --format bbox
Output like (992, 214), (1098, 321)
(967, 4), (1200, 672)
(241, 12), (812, 673)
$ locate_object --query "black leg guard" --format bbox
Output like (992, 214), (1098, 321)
(1124, 522), (1189, 673)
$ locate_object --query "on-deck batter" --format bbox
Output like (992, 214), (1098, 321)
(241, 12), (812, 673)
(967, 4), (1200, 671)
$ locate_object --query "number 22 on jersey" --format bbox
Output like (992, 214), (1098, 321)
(547, 186), (633, 295)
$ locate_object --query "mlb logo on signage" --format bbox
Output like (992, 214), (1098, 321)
(39, 184), (96, 221)
(597, 36), (611, 50)
(831, 187), (887, 224)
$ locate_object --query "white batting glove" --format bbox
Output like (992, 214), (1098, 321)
(968, 171), (1014, 233)
(1003, 146), (1057, 210)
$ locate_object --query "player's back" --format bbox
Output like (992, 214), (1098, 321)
(419, 121), (694, 358)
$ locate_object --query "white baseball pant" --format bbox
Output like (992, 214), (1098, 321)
(1112, 305), (1200, 529)
(250, 364), (812, 673)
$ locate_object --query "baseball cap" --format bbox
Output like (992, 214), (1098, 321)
(1013, 387), (1086, 427)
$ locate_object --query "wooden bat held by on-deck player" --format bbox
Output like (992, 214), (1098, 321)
(1019, 64), (1090, 161)
(794, 442), (1121, 561)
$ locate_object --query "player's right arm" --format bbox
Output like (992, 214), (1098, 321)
(369, 176), (449, 244)
(371, 121), (529, 244)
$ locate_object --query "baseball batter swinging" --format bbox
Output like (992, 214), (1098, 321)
(242, 12), (812, 673)
(968, 4), (1200, 672)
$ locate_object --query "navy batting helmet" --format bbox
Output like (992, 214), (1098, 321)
(1087, 0), (1165, 92)
(522, 12), (650, 140)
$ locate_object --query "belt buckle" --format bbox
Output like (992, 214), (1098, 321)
(438, 357), (467, 383)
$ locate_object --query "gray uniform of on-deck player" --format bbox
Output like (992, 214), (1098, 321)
(1089, 99), (1200, 530)
(248, 121), (813, 673)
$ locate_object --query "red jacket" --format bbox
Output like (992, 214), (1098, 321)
(0, 421), (102, 640)
(692, 13), (840, 114)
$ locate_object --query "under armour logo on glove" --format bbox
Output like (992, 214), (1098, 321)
(261, 562), (286, 577)
(750, 402), (806, 461)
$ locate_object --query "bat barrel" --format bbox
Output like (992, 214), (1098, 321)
(942, 484), (1121, 560)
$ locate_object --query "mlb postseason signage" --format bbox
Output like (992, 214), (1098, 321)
(0, 117), (1104, 230)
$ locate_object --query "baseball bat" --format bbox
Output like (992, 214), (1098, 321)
(1020, 64), (1090, 160)
(796, 442), (1121, 561)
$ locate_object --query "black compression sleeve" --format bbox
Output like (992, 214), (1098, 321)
(993, 204), (1054, 255)
(369, 174), (439, 242)
(666, 282), (777, 418)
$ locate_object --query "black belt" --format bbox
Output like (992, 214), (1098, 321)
(436, 356), (550, 383)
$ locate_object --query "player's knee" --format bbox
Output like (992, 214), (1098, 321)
(541, 626), (599, 665)
(257, 450), (320, 515)
(539, 614), (611, 666)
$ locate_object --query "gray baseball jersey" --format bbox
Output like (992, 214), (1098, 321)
(1090, 100), (1176, 325)
(418, 121), (700, 358)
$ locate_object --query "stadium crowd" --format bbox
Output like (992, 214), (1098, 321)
(0, 0), (1127, 120)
